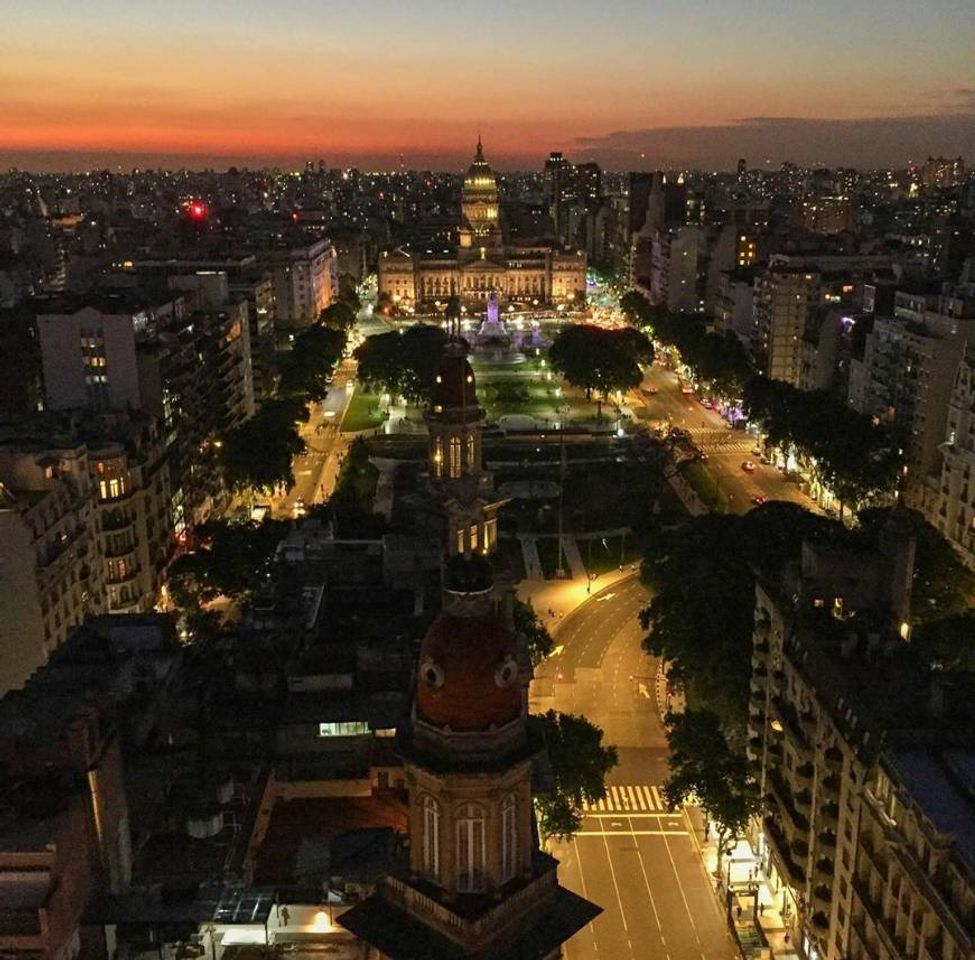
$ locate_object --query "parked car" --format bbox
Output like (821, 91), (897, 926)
(741, 461), (756, 473)
(752, 494), (768, 505)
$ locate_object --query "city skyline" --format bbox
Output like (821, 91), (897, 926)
(3, 0), (974, 172)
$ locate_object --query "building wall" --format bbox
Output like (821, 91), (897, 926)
(37, 307), (141, 412)
(930, 346), (975, 568)
(0, 449), (103, 694)
(268, 240), (338, 328)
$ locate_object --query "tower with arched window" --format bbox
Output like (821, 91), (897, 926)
(423, 304), (505, 559)
(340, 555), (600, 957)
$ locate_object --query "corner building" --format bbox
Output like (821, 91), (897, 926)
(340, 325), (599, 958)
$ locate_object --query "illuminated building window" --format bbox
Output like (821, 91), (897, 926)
(501, 794), (518, 882)
(469, 524), (479, 551)
(318, 721), (370, 737)
(423, 795), (440, 878)
(98, 477), (125, 501)
(433, 438), (443, 478)
(456, 526), (466, 554)
(456, 803), (486, 892)
(448, 437), (462, 478)
(467, 434), (476, 469)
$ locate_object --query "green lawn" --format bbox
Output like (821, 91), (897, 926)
(341, 391), (384, 432)
(681, 460), (730, 513)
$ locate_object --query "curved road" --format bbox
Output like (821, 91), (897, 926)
(532, 578), (737, 960)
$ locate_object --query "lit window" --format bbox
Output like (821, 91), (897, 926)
(469, 524), (479, 551)
(318, 721), (370, 737)
(448, 437), (462, 478)
(466, 434), (476, 468)
(433, 438), (443, 478)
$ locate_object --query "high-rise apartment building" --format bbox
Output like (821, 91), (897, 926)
(36, 293), (254, 531)
(749, 532), (975, 960)
(851, 290), (975, 485)
(264, 238), (338, 328)
(0, 443), (103, 693)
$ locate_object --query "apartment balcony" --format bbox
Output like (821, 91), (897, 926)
(795, 761), (815, 785)
(795, 789), (813, 817)
(820, 802), (840, 829)
(851, 917), (882, 960)
(853, 878), (907, 960)
(859, 835), (890, 882)
(800, 711), (819, 738)
(764, 815), (807, 889)
(768, 768), (810, 833)
(922, 931), (944, 960)
(819, 829), (837, 850)
(824, 746), (844, 772)
(107, 565), (142, 587)
(101, 509), (135, 533)
(751, 674), (768, 696)
(813, 884), (832, 908)
(821, 772), (841, 799)
(770, 697), (813, 759)
(814, 857), (836, 885)
(104, 539), (138, 559)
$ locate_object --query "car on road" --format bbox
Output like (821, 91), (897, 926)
(293, 497), (307, 518)
(752, 494), (768, 505)
(741, 460), (756, 472)
(697, 450), (709, 462)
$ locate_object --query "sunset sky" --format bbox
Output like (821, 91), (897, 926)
(3, 0), (974, 171)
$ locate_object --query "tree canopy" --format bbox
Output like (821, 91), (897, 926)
(168, 517), (290, 607)
(663, 709), (759, 865)
(514, 599), (555, 666)
(640, 502), (840, 733)
(319, 300), (357, 331)
(221, 397), (308, 493)
(621, 291), (753, 398)
(533, 709), (618, 841)
(278, 324), (347, 401)
(549, 324), (653, 409)
(744, 375), (899, 510)
(354, 324), (448, 405)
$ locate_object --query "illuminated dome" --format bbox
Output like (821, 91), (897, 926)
(416, 610), (521, 732)
(463, 138), (498, 199)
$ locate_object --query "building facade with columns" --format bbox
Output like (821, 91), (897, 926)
(379, 141), (587, 310)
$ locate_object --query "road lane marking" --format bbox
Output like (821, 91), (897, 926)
(570, 837), (600, 946)
(599, 827), (631, 938)
(660, 824), (701, 938)
(651, 785), (664, 809)
(627, 786), (639, 809)
(577, 829), (686, 836)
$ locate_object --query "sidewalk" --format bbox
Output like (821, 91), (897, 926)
(684, 808), (801, 960)
(517, 534), (543, 580)
(516, 565), (638, 636)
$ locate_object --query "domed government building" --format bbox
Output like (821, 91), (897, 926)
(339, 314), (600, 958)
(379, 139), (587, 310)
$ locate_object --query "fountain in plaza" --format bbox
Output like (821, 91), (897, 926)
(476, 290), (510, 346)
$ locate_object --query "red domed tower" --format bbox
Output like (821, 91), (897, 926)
(340, 554), (600, 957)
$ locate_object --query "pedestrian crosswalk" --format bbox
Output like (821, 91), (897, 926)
(581, 784), (672, 814)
